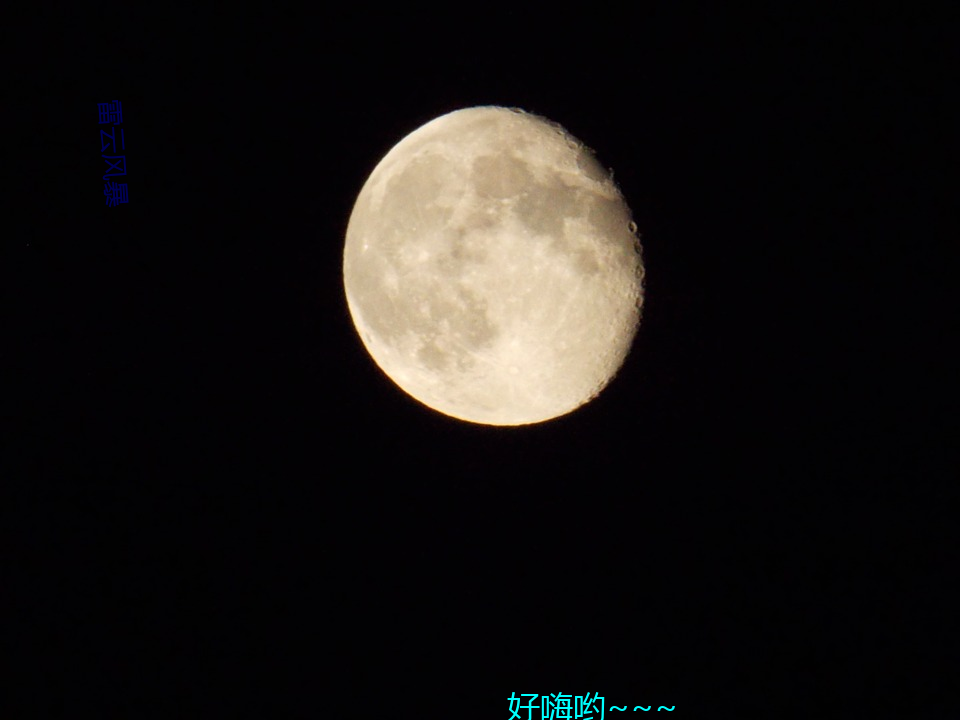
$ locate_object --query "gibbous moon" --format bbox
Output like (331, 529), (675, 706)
(343, 106), (645, 426)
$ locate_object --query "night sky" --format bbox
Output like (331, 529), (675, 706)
(8, 4), (952, 715)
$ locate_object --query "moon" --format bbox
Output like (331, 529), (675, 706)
(343, 106), (645, 426)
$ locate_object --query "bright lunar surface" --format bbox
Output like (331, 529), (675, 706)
(343, 106), (645, 426)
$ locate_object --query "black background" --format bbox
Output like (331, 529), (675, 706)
(6, 4), (954, 715)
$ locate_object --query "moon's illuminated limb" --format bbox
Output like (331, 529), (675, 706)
(343, 106), (644, 426)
